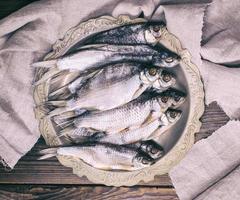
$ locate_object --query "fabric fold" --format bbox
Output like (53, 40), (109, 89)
(169, 120), (240, 200)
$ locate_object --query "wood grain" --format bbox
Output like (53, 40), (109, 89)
(0, 185), (178, 200)
(0, 102), (230, 186)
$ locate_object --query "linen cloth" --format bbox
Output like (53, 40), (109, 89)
(170, 120), (240, 200)
(0, 0), (239, 199)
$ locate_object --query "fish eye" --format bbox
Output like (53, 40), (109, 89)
(162, 74), (172, 82)
(170, 111), (177, 118)
(161, 96), (169, 103)
(148, 68), (157, 76)
(165, 57), (174, 63)
(150, 148), (158, 154)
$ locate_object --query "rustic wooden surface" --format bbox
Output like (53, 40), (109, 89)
(0, 1), (230, 199)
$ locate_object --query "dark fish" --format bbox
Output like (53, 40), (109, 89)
(82, 22), (165, 45)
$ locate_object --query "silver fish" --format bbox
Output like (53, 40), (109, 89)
(38, 143), (155, 171)
(56, 89), (185, 135)
(99, 109), (182, 145)
(82, 22), (165, 45)
(32, 44), (180, 72)
(45, 63), (176, 116)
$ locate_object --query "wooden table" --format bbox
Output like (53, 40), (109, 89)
(0, 2), (230, 199)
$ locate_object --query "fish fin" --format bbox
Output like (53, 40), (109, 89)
(57, 126), (105, 142)
(38, 154), (57, 160)
(38, 147), (58, 160)
(32, 59), (57, 68)
(57, 126), (76, 138)
(132, 84), (148, 100)
(146, 126), (162, 140)
(52, 109), (87, 127)
(46, 100), (67, 108)
(67, 69), (101, 93)
(34, 68), (62, 86)
(52, 113), (75, 128)
(52, 107), (87, 128)
(118, 127), (130, 134)
(141, 110), (156, 126)
(48, 86), (72, 100)
(47, 107), (69, 119)
(149, 124), (170, 140)
(76, 44), (107, 51)
(39, 147), (58, 155)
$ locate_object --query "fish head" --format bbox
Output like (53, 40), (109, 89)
(144, 23), (165, 44)
(133, 151), (155, 168)
(165, 108), (182, 124)
(153, 46), (180, 68)
(149, 24), (165, 38)
(140, 68), (176, 90)
(140, 141), (164, 160)
(157, 89), (186, 109)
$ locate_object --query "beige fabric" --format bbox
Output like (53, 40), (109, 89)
(170, 120), (240, 200)
(196, 165), (240, 200)
(200, 60), (240, 119)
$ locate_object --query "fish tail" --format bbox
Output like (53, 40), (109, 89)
(46, 100), (67, 108)
(48, 87), (72, 100)
(53, 110), (77, 125)
(38, 148), (58, 160)
(34, 68), (62, 86)
(58, 126), (76, 138)
(57, 127), (106, 143)
(32, 59), (57, 68)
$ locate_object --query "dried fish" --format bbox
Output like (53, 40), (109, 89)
(32, 44), (180, 72)
(56, 89), (185, 137)
(45, 63), (176, 116)
(82, 22), (165, 45)
(38, 143), (155, 171)
(99, 109), (182, 145)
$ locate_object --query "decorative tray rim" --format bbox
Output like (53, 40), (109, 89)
(33, 15), (205, 186)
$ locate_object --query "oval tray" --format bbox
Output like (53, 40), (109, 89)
(33, 15), (204, 186)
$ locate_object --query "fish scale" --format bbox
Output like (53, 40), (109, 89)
(74, 95), (172, 133)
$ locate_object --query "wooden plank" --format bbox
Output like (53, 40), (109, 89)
(0, 185), (179, 200)
(0, 102), (229, 185)
(195, 101), (229, 141)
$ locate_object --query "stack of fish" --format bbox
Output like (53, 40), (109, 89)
(35, 22), (186, 171)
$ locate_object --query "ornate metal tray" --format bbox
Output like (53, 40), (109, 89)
(33, 15), (204, 186)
